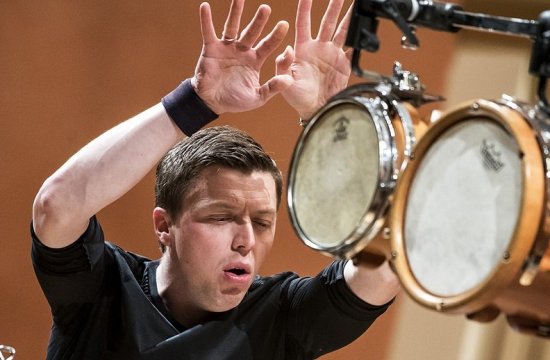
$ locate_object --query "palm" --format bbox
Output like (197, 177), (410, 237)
(284, 40), (351, 119)
(278, 0), (353, 120)
(195, 45), (265, 113)
(192, 2), (291, 115)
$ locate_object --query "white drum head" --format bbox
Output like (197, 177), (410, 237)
(291, 103), (380, 249)
(404, 119), (522, 296)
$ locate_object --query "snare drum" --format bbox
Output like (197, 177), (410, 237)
(390, 97), (550, 330)
(287, 82), (428, 260)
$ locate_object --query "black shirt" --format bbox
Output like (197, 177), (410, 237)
(32, 217), (391, 359)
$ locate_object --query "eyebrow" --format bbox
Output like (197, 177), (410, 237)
(196, 198), (276, 213)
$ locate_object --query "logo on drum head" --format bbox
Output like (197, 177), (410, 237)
(481, 139), (505, 172)
(333, 117), (350, 142)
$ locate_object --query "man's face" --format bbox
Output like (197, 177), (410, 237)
(166, 166), (278, 314)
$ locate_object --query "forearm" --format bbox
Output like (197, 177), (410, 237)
(344, 259), (401, 306)
(33, 103), (184, 248)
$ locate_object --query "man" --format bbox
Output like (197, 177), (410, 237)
(31, 0), (400, 358)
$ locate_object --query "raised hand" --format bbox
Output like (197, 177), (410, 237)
(193, 0), (293, 115)
(276, 0), (353, 121)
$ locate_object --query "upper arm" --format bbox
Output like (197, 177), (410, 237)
(32, 103), (185, 248)
(31, 216), (108, 313)
(284, 263), (392, 357)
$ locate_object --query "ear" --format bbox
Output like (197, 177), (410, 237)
(153, 207), (173, 248)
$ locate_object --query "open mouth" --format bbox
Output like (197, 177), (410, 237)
(225, 268), (248, 276)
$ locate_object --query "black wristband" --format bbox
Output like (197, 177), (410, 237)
(161, 78), (219, 136)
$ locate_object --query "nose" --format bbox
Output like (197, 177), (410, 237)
(232, 221), (256, 254)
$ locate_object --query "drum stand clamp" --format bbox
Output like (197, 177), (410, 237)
(337, 61), (444, 108)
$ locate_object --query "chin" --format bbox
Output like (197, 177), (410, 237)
(211, 293), (246, 312)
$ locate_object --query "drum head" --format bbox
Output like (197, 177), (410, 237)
(404, 118), (523, 297)
(289, 101), (382, 253)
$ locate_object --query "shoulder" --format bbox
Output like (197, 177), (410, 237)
(105, 242), (152, 280)
(249, 271), (299, 291)
(246, 261), (346, 300)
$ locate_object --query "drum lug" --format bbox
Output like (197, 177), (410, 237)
(519, 253), (543, 286)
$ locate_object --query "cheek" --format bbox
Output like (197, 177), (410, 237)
(255, 233), (275, 262)
(173, 222), (227, 259)
(257, 244), (272, 263)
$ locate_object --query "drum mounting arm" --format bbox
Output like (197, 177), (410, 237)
(345, 0), (462, 80)
(346, 0), (550, 115)
(530, 11), (550, 116)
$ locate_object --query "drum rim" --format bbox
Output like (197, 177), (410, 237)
(287, 96), (398, 259)
(499, 95), (550, 285)
(390, 98), (546, 314)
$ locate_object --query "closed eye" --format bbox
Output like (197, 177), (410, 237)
(253, 220), (271, 230)
(210, 216), (233, 223)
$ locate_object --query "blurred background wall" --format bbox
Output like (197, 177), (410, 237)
(0, 0), (548, 359)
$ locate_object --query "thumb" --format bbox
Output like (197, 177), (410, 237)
(275, 45), (295, 76)
(259, 74), (293, 103)
(344, 47), (353, 62)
